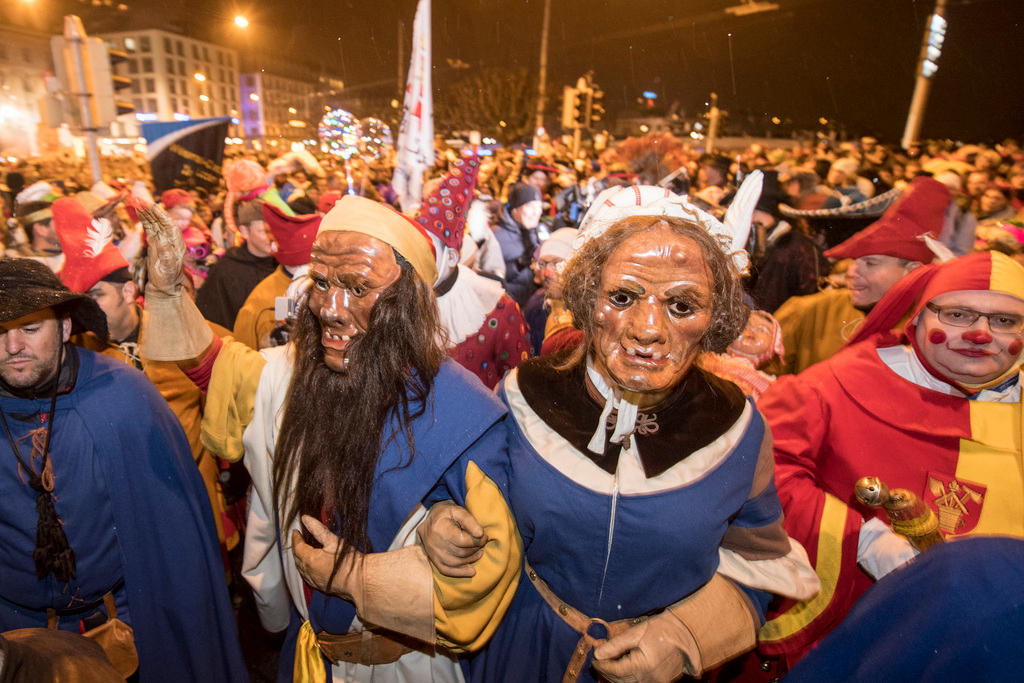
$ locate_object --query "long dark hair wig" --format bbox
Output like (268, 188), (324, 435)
(272, 257), (445, 585)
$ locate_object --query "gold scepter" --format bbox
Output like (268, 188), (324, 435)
(854, 476), (944, 551)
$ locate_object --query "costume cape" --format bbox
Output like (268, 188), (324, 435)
(0, 349), (246, 682)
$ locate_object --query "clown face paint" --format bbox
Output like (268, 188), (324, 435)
(590, 224), (713, 409)
(308, 231), (401, 372)
(915, 290), (1024, 387)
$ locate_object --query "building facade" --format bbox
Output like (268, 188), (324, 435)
(239, 71), (337, 150)
(98, 28), (240, 128)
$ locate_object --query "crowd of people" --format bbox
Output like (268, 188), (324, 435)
(0, 131), (1022, 682)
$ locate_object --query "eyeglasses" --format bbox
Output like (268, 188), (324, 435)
(925, 303), (1024, 334)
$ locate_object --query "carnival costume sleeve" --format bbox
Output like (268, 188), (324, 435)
(425, 426), (523, 653)
(756, 371), (871, 660)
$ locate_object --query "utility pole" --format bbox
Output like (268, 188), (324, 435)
(533, 0), (551, 150)
(901, 0), (947, 150)
(64, 15), (102, 184)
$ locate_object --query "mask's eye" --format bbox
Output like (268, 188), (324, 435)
(668, 299), (696, 318)
(311, 275), (329, 291)
(608, 290), (635, 308)
(349, 283), (368, 297)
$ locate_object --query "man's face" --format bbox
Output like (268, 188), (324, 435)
(536, 255), (566, 299)
(168, 206), (193, 232)
(87, 280), (137, 341)
(591, 224), (713, 409)
(826, 167), (847, 187)
(979, 189), (1008, 215)
(31, 219), (60, 251)
(512, 200), (543, 230)
(966, 172), (989, 198)
(914, 290), (1024, 386)
(241, 219), (277, 258)
(526, 170), (549, 192)
(307, 231), (401, 372)
(846, 254), (917, 309)
(0, 309), (71, 389)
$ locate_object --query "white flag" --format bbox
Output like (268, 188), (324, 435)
(393, 0), (433, 213)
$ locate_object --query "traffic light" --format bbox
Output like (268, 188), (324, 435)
(561, 85), (583, 130)
(589, 87), (605, 126)
(51, 15), (133, 130)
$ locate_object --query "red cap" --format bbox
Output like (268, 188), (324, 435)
(52, 197), (130, 293)
(160, 188), (194, 211)
(824, 176), (950, 263)
(262, 201), (320, 266)
(416, 155), (480, 251)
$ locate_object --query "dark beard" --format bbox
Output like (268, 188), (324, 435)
(272, 264), (445, 579)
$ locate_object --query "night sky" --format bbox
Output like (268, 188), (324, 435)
(29, 0), (1024, 142)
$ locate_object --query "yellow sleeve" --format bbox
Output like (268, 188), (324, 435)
(433, 461), (523, 653)
(201, 336), (266, 462)
(543, 299), (575, 340)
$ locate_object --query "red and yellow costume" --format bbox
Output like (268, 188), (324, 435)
(757, 250), (1024, 666)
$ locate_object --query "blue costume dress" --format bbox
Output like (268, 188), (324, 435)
(462, 353), (813, 682)
(0, 347), (246, 682)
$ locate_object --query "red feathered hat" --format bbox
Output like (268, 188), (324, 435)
(261, 202), (320, 266)
(825, 176), (950, 263)
(52, 197), (130, 293)
(416, 154), (480, 251)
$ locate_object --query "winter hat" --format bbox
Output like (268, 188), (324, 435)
(318, 195), (437, 285)
(262, 202), (320, 266)
(824, 176), (950, 263)
(538, 227), (579, 262)
(416, 154), (480, 251)
(52, 197), (130, 293)
(508, 182), (542, 210)
(160, 188), (194, 212)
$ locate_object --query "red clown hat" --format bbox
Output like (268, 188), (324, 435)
(52, 197), (130, 293)
(261, 202), (320, 266)
(825, 176), (950, 263)
(416, 154), (480, 251)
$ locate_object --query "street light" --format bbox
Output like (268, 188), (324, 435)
(234, 15), (249, 28)
(194, 72), (206, 82)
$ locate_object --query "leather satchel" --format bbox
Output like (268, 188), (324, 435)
(48, 592), (139, 678)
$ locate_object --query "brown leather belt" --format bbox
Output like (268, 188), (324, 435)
(315, 629), (413, 666)
(525, 561), (646, 683)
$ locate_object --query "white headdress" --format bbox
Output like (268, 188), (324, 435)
(570, 172), (764, 455)
(572, 171), (764, 275)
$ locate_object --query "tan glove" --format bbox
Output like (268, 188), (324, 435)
(592, 574), (757, 682)
(136, 202), (213, 361)
(292, 515), (435, 643)
(417, 501), (488, 578)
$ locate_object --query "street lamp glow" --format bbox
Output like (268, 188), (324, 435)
(249, 93), (260, 101)
(194, 72), (206, 82)
(288, 107), (297, 114)
(199, 94), (210, 102)
(234, 15), (249, 28)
